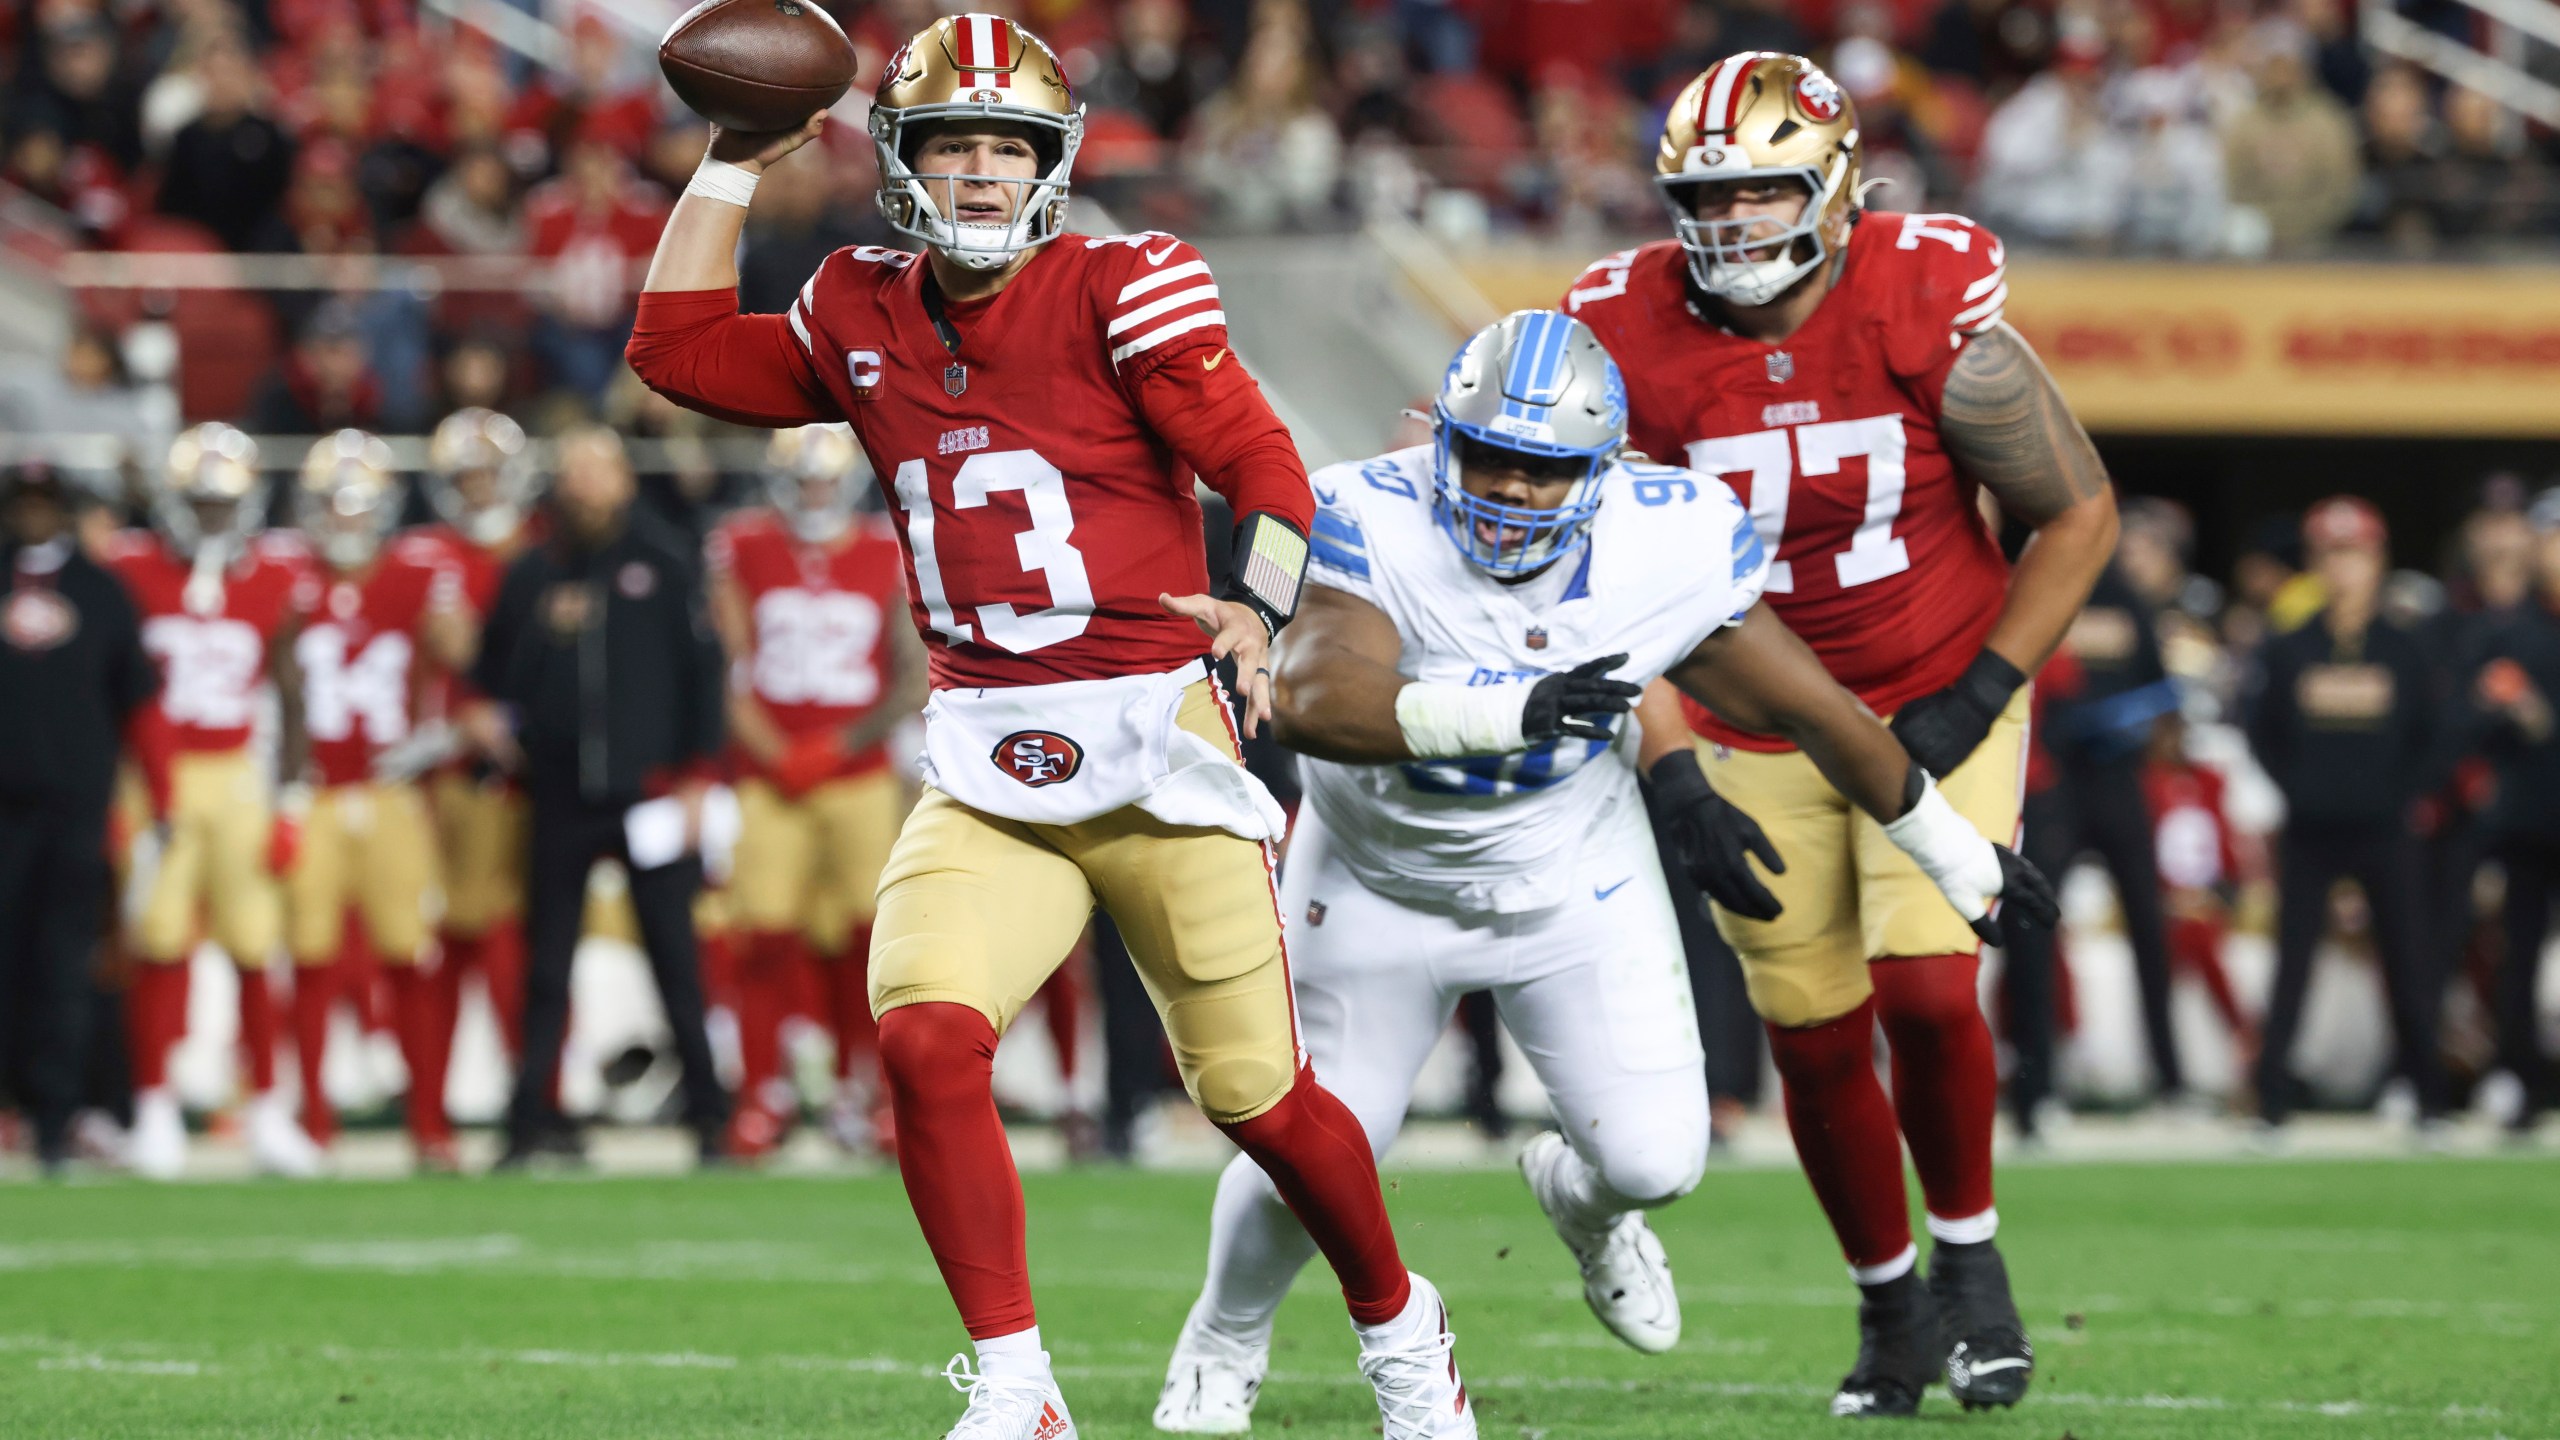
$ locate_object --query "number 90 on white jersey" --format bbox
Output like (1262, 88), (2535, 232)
(1295, 445), (1770, 916)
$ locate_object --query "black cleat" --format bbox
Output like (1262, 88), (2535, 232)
(1930, 1239), (2034, 1411)
(1830, 1271), (1943, 1418)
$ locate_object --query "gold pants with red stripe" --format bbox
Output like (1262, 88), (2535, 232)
(869, 681), (1298, 1124)
(1700, 689), (2029, 1028)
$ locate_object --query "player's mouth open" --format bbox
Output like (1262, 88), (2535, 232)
(958, 201), (1007, 221)
(1474, 517), (1530, 551)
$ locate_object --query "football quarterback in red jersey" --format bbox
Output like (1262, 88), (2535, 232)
(414, 408), (541, 1080)
(279, 431), (477, 1171)
(627, 16), (1469, 1439)
(1570, 53), (2118, 1417)
(107, 424), (326, 1181)
(706, 424), (925, 1160)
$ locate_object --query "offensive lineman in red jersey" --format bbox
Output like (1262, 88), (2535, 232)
(1569, 53), (2118, 1416)
(706, 424), (926, 1160)
(626, 16), (1470, 1439)
(280, 431), (477, 1170)
(108, 424), (326, 1181)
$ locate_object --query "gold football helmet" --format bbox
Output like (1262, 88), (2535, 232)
(1656, 52), (1862, 306)
(156, 422), (265, 558)
(869, 13), (1084, 271)
(763, 423), (869, 544)
(425, 407), (534, 546)
(296, 429), (402, 570)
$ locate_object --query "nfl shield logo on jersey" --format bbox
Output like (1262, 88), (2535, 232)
(1305, 900), (1327, 927)
(993, 730), (1084, 787)
(945, 362), (970, 397)
(1526, 626), (1549, 650)
(1767, 351), (1795, 383)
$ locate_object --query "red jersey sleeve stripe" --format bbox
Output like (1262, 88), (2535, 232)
(1107, 283), (1220, 338)
(1116, 258), (1211, 302)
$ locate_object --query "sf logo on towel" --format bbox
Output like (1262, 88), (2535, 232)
(994, 731), (1084, 787)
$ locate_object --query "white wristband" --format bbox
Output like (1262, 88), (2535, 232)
(1879, 775), (2001, 922)
(686, 157), (761, 209)
(1395, 682), (1528, 760)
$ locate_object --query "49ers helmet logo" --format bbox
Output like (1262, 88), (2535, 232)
(1793, 70), (1844, 122)
(994, 730), (1084, 787)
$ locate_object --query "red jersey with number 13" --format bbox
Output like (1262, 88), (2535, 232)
(1564, 210), (2013, 752)
(773, 235), (1242, 690)
(709, 509), (907, 781)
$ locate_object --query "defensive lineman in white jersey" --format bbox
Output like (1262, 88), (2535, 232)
(1155, 311), (2060, 1435)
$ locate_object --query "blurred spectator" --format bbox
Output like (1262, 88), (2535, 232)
(502, 13), (660, 173)
(2462, 498), (2560, 1135)
(1525, 74), (1653, 237)
(1184, 9), (1343, 231)
(2431, 86), (2552, 244)
(5, 13), (142, 170)
(407, 140), (523, 256)
(524, 137), (669, 411)
(736, 141), (892, 318)
(0, 325), (161, 489)
(2244, 498), (2451, 1130)
(1475, 0), (1673, 90)
(246, 299), (383, 434)
(435, 332), (519, 421)
(2221, 19), (2360, 256)
(1085, 0), (1206, 138)
(2350, 64), (2442, 253)
(2116, 66), (2227, 257)
(2291, 0), (2371, 107)
(156, 35), (296, 252)
(1711, 0), (1815, 69)
(1831, 33), (1960, 212)
(1973, 31), (2130, 250)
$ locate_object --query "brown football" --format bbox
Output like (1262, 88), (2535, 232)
(658, 0), (857, 134)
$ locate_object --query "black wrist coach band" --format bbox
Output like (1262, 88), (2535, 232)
(1223, 511), (1309, 636)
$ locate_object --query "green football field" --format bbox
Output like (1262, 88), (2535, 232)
(1, 1154), (2553, 1438)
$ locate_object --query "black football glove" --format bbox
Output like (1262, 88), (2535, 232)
(1648, 749), (1786, 922)
(1891, 649), (2026, 778)
(1520, 653), (1643, 744)
(1967, 842), (2059, 947)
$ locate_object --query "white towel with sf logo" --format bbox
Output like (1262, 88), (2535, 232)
(917, 659), (1286, 841)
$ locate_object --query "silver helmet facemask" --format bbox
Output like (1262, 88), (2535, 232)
(1430, 310), (1626, 578)
(871, 110), (1082, 272)
(1658, 160), (1849, 308)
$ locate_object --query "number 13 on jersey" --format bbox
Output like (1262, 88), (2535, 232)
(891, 447), (1097, 655)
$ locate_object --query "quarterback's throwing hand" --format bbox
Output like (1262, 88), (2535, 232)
(1162, 592), (1276, 738)
(1648, 749), (1785, 921)
(1521, 654), (1644, 744)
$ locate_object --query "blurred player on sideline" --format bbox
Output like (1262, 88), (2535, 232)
(1156, 312), (2054, 1433)
(627, 15), (1470, 1437)
(107, 424), (324, 1180)
(279, 431), (477, 1171)
(415, 409), (542, 1087)
(706, 424), (925, 1159)
(1568, 52), (2118, 1416)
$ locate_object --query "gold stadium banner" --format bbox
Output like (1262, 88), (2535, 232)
(1456, 253), (2560, 437)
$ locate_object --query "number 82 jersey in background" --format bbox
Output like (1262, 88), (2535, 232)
(1563, 210), (2014, 753)
(708, 509), (909, 781)
(1298, 444), (1771, 915)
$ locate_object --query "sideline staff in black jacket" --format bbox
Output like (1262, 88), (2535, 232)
(472, 428), (728, 1164)
(0, 462), (157, 1171)
(2243, 497), (2447, 1129)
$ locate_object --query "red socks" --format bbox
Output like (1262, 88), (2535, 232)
(128, 962), (190, 1091)
(736, 931), (804, 1118)
(290, 960), (341, 1145)
(1871, 954), (1998, 1224)
(1038, 965), (1082, 1084)
(237, 963), (278, 1094)
(877, 1002), (1035, 1338)
(1217, 1066), (1411, 1325)
(386, 964), (454, 1146)
(1765, 997), (1912, 1269)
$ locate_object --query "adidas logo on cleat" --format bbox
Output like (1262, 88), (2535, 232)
(1033, 1401), (1071, 1440)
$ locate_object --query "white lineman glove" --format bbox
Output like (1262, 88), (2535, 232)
(1879, 772), (2058, 946)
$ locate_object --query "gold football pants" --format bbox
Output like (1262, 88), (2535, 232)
(730, 770), (906, 952)
(869, 681), (1299, 1123)
(1701, 690), (2029, 1028)
(284, 781), (437, 966)
(133, 749), (280, 965)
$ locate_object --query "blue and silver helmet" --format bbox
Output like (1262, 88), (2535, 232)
(1431, 310), (1628, 577)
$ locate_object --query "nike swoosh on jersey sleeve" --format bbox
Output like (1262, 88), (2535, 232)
(1105, 239), (1224, 369)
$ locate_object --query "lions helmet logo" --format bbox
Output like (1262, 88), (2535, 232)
(994, 730), (1084, 787)
(1793, 70), (1845, 122)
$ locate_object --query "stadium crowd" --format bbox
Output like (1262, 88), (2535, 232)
(3, 0), (2558, 1180)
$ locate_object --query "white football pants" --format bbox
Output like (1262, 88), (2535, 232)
(1193, 802), (1711, 1341)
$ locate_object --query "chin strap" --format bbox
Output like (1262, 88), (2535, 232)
(1222, 511), (1309, 638)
